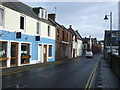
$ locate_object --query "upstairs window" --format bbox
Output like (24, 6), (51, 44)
(41, 10), (44, 18)
(62, 31), (64, 41)
(67, 33), (68, 41)
(48, 25), (50, 37)
(45, 11), (47, 19)
(20, 16), (25, 30)
(57, 29), (59, 39)
(36, 22), (40, 34)
(0, 8), (4, 27)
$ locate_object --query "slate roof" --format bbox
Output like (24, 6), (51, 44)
(75, 31), (82, 40)
(2, 0), (55, 26)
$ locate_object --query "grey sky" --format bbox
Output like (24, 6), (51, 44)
(20, 0), (119, 40)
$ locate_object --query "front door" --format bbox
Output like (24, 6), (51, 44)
(38, 44), (42, 63)
(44, 45), (47, 63)
(10, 42), (18, 66)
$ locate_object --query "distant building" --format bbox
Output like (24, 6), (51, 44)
(68, 25), (83, 58)
(82, 36), (100, 54)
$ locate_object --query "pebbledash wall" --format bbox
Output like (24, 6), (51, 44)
(0, 2), (56, 67)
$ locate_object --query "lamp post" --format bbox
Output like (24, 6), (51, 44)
(104, 12), (113, 53)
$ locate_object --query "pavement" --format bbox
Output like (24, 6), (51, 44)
(95, 57), (120, 89)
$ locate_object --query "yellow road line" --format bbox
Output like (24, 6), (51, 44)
(88, 61), (99, 89)
(85, 57), (100, 90)
(85, 61), (98, 89)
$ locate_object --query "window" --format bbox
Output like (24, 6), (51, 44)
(36, 22), (40, 34)
(45, 11), (47, 19)
(67, 33), (68, 41)
(48, 45), (52, 57)
(48, 25), (50, 36)
(0, 41), (8, 67)
(21, 43), (30, 64)
(20, 16), (25, 30)
(0, 8), (4, 27)
(57, 29), (59, 39)
(41, 9), (44, 18)
(62, 31), (64, 41)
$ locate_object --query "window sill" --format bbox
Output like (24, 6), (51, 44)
(0, 58), (9, 61)
(48, 56), (53, 58)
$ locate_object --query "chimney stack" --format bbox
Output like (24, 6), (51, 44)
(48, 14), (56, 21)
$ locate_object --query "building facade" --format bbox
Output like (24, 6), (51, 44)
(48, 14), (72, 61)
(0, 1), (56, 67)
(68, 25), (83, 58)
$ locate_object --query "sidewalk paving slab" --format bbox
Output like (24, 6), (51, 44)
(95, 57), (120, 89)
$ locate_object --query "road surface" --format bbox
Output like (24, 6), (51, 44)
(2, 54), (101, 88)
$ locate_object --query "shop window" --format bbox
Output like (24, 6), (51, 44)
(48, 45), (52, 57)
(0, 41), (8, 67)
(0, 8), (4, 27)
(21, 43), (31, 64)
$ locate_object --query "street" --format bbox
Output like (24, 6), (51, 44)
(2, 54), (101, 88)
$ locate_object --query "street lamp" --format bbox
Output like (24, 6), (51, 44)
(104, 12), (113, 53)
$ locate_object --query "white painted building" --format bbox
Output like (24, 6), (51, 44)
(0, 1), (56, 68)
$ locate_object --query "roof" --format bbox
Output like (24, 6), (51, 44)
(2, 0), (39, 20)
(48, 17), (70, 33)
(2, 0), (55, 26)
(75, 31), (82, 40)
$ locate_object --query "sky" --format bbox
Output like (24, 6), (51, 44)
(19, 0), (119, 40)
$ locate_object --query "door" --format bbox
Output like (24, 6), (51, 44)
(43, 45), (47, 63)
(38, 44), (42, 63)
(73, 49), (75, 58)
(10, 42), (18, 66)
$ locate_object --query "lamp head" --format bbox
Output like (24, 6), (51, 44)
(104, 15), (108, 20)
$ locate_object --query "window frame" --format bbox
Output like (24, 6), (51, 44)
(48, 45), (52, 57)
(20, 15), (26, 30)
(21, 43), (31, 64)
(0, 41), (8, 67)
(48, 25), (51, 37)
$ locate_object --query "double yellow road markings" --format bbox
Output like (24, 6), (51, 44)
(85, 58), (100, 90)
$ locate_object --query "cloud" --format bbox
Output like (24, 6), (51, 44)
(19, 1), (118, 40)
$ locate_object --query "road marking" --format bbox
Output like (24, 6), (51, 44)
(85, 56), (101, 90)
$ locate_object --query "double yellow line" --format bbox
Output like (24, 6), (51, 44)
(85, 58), (100, 90)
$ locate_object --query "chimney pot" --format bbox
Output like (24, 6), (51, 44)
(48, 14), (56, 21)
(70, 25), (72, 28)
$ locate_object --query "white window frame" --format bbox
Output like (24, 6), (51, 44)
(20, 15), (26, 32)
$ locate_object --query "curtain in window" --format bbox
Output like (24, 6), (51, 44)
(0, 8), (3, 26)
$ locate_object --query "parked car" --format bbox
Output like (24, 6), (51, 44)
(86, 51), (93, 58)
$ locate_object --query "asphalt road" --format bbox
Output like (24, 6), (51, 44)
(2, 54), (101, 88)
